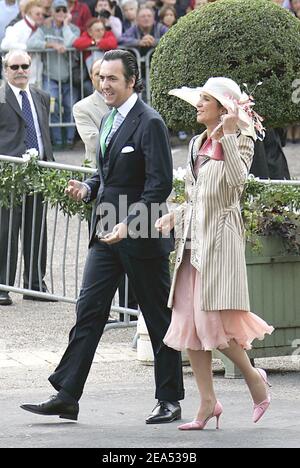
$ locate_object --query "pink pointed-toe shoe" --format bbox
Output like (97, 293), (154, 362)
(253, 368), (272, 424)
(178, 401), (223, 431)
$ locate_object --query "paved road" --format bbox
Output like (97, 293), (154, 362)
(0, 368), (299, 448)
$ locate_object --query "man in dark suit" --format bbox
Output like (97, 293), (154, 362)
(251, 129), (290, 180)
(21, 49), (184, 424)
(0, 50), (54, 306)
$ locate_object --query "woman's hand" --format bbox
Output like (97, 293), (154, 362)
(222, 102), (239, 135)
(155, 213), (175, 234)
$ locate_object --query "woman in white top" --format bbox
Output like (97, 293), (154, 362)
(1, 0), (44, 84)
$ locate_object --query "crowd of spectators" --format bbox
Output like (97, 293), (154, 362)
(0, 0), (296, 148)
(0, 0), (297, 74)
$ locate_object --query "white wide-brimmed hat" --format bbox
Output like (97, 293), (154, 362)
(169, 77), (264, 140)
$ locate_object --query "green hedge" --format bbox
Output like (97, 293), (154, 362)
(0, 155), (92, 220)
(151, 0), (300, 131)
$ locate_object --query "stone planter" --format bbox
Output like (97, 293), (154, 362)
(221, 236), (300, 377)
(137, 237), (300, 377)
(137, 314), (190, 366)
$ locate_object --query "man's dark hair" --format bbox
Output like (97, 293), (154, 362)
(102, 49), (144, 93)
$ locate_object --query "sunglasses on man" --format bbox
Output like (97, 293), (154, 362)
(55, 7), (68, 13)
(8, 64), (31, 71)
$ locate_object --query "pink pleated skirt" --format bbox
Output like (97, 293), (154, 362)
(164, 250), (274, 352)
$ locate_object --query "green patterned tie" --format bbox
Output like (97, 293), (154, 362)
(100, 108), (117, 157)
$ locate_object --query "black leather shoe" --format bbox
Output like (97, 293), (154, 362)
(145, 401), (181, 424)
(20, 395), (79, 421)
(0, 292), (13, 306)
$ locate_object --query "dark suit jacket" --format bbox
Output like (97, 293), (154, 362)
(0, 83), (53, 161)
(84, 97), (174, 259)
(251, 129), (290, 180)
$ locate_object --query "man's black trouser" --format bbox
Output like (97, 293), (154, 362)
(49, 240), (185, 402)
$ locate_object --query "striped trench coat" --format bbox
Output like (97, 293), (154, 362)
(168, 131), (255, 312)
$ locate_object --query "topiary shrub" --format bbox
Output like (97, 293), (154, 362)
(151, 0), (300, 131)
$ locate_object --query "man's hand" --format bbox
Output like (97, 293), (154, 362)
(47, 42), (67, 53)
(155, 213), (175, 234)
(65, 180), (88, 201)
(100, 223), (128, 245)
(64, 13), (73, 27)
(140, 35), (155, 47)
(55, 43), (67, 54)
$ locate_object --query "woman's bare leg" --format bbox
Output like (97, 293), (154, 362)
(220, 340), (268, 404)
(187, 349), (218, 420)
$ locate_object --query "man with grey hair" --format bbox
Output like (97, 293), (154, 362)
(73, 59), (108, 166)
(0, 49), (54, 306)
(120, 6), (168, 55)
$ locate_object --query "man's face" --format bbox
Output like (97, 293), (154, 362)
(99, 59), (135, 108)
(96, 0), (110, 12)
(53, 5), (68, 23)
(137, 9), (155, 29)
(91, 61), (102, 92)
(4, 53), (31, 89)
(29, 6), (45, 26)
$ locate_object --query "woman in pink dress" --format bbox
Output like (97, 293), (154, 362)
(155, 77), (274, 430)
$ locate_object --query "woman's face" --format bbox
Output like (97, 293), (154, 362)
(162, 0), (176, 5)
(196, 93), (224, 127)
(28, 6), (45, 25)
(123, 4), (137, 21)
(89, 22), (105, 41)
(292, 0), (300, 14)
(162, 10), (176, 27)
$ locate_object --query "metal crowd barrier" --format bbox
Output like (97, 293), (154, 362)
(0, 155), (139, 331)
(0, 46), (155, 127)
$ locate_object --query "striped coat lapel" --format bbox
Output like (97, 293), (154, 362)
(169, 132), (254, 312)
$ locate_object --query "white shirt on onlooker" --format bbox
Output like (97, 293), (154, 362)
(1, 16), (34, 51)
(108, 16), (123, 41)
(0, 0), (19, 43)
(8, 82), (44, 159)
(1, 17), (43, 86)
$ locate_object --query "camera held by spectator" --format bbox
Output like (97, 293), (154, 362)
(98, 9), (111, 19)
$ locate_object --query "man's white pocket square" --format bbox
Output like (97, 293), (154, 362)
(121, 146), (135, 154)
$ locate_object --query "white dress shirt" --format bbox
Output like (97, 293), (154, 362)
(117, 92), (138, 119)
(106, 92), (138, 144)
(82, 93), (139, 201)
(8, 82), (44, 158)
